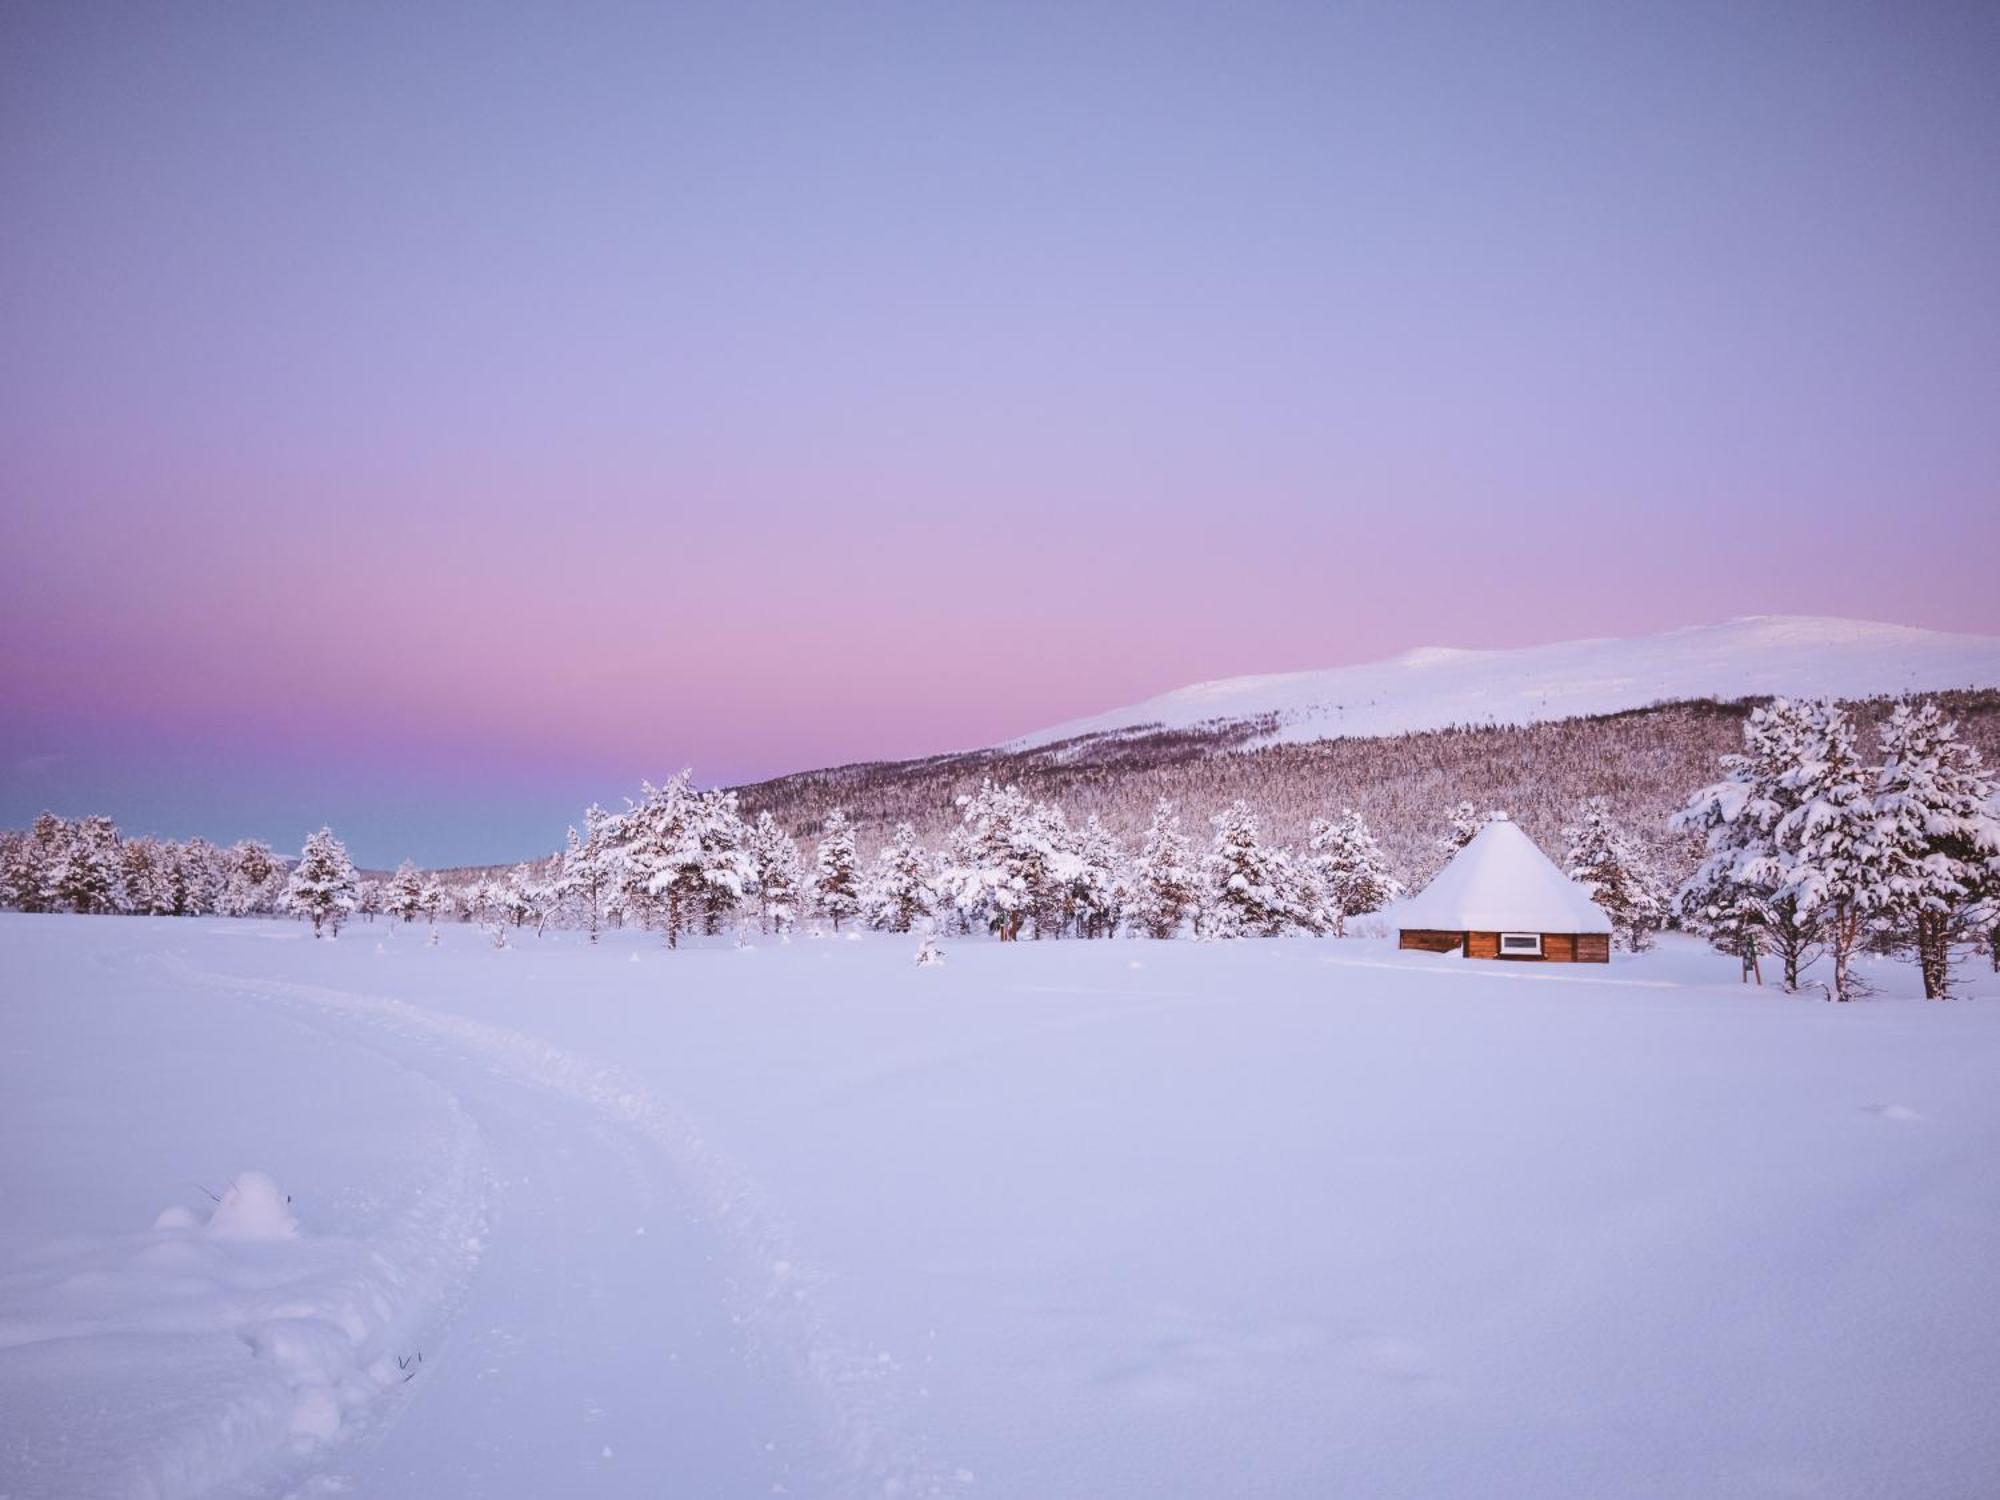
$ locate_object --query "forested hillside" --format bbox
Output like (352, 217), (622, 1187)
(737, 691), (2000, 890)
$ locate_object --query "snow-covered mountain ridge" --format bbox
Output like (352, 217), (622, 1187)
(1010, 616), (2000, 751)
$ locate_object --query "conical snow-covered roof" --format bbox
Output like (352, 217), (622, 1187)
(1394, 816), (1612, 934)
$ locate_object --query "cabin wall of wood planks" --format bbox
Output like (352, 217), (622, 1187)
(1397, 929), (1612, 964)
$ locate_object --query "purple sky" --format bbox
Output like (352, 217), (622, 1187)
(3, 1), (1997, 866)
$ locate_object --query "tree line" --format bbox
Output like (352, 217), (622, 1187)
(3, 696), (1994, 997)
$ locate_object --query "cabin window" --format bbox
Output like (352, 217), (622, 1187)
(1499, 932), (1542, 956)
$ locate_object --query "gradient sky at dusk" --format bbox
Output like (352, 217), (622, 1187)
(3, 1), (1997, 865)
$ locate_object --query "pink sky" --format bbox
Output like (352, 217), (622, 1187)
(2, 2), (1996, 863)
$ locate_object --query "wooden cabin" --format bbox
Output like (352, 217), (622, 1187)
(1394, 815), (1612, 963)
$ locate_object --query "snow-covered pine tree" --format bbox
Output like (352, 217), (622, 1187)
(55, 815), (122, 914)
(0, 829), (22, 910)
(384, 860), (425, 923)
(222, 839), (282, 916)
(1203, 800), (1298, 938)
(1872, 700), (2000, 999)
(1129, 800), (1198, 939)
(1308, 809), (1403, 937)
(1440, 802), (1487, 857)
(418, 879), (448, 930)
(179, 838), (228, 915)
(1563, 799), (1667, 951)
(556, 805), (621, 943)
(1025, 800), (1075, 938)
(619, 773), (709, 948)
(1674, 698), (1826, 989)
(501, 864), (540, 928)
(1987, 802), (2000, 974)
(746, 811), (804, 934)
(813, 808), (862, 931)
(695, 789), (752, 935)
(1066, 815), (1124, 938)
(862, 822), (933, 932)
(7, 813), (69, 912)
(1770, 700), (1887, 1002)
(118, 836), (168, 915)
(933, 782), (1040, 940)
(932, 824), (980, 938)
(1988, 824), (2000, 972)
(285, 827), (359, 938)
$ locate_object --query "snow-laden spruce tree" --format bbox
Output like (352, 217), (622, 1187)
(1439, 802), (1488, 858)
(55, 815), (123, 914)
(863, 822), (934, 932)
(619, 773), (755, 948)
(1065, 815), (1124, 938)
(1986, 801), (2000, 975)
(933, 781), (1041, 940)
(418, 878), (449, 929)
(813, 808), (862, 932)
(0, 829), (21, 910)
(1203, 800), (1301, 938)
(384, 860), (426, 923)
(6, 813), (70, 912)
(1674, 698), (1826, 989)
(1308, 809), (1403, 937)
(1872, 700), (2000, 999)
(555, 805), (621, 943)
(1987, 818), (2000, 974)
(1563, 799), (1667, 951)
(617, 774), (703, 945)
(1129, 800), (1198, 940)
(746, 811), (805, 934)
(1769, 700), (1887, 1002)
(695, 789), (753, 936)
(164, 839), (225, 916)
(0, 820), (45, 910)
(285, 827), (358, 938)
(118, 837), (166, 915)
(222, 839), (283, 916)
(500, 864), (541, 928)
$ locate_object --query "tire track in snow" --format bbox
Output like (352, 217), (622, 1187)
(165, 957), (963, 1500)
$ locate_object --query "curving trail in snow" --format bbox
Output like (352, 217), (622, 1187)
(0, 919), (953, 1500)
(161, 957), (956, 1500)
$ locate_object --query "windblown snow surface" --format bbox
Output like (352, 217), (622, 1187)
(1010, 615), (2000, 751)
(3, 913), (1998, 1498)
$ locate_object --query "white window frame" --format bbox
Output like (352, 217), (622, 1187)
(1499, 932), (1543, 957)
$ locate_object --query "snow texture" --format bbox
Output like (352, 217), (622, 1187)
(1393, 815), (1613, 933)
(1010, 615), (2000, 751)
(4, 912), (1999, 1499)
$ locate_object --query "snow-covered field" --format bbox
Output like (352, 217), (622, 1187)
(4, 915), (1998, 1499)
(1011, 615), (2000, 750)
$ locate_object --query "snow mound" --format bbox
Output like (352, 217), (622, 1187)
(206, 1170), (298, 1241)
(0, 1158), (482, 1498)
(1008, 615), (2000, 751)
